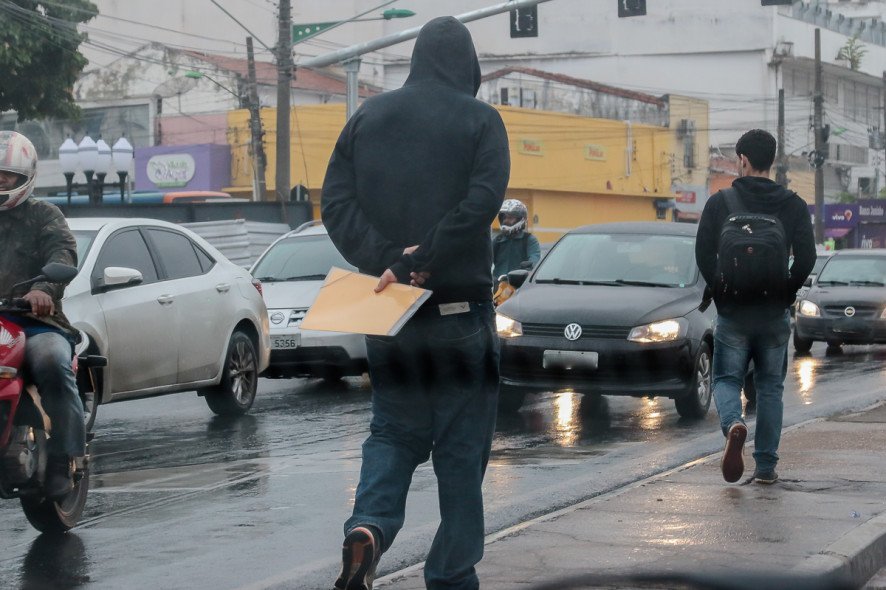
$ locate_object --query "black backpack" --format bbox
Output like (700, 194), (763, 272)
(715, 188), (790, 305)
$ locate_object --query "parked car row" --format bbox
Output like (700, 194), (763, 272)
(70, 215), (869, 428)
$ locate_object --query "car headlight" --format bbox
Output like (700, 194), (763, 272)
(496, 313), (523, 338)
(628, 318), (687, 343)
(798, 300), (821, 317)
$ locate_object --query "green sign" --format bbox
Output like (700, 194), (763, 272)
(292, 22), (339, 43)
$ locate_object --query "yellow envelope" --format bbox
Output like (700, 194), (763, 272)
(299, 267), (432, 336)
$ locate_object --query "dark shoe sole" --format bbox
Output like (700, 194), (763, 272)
(334, 527), (377, 590)
(721, 423), (747, 483)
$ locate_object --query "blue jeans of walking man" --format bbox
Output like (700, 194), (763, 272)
(344, 302), (499, 590)
(712, 311), (790, 473)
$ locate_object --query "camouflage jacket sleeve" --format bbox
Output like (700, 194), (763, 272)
(31, 205), (78, 301)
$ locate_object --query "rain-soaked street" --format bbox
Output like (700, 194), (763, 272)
(2, 341), (885, 590)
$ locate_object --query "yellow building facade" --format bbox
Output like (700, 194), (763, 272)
(226, 104), (674, 242)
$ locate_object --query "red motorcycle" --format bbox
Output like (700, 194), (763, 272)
(0, 263), (105, 533)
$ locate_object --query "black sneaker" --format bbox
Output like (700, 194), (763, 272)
(334, 526), (380, 590)
(44, 455), (74, 499)
(721, 422), (747, 483)
(753, 469), (779, 484)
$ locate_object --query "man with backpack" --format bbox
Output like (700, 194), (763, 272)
(695, 129), (815, 485)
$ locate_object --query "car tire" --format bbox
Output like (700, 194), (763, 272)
(497, 385), (526, 413)
(674, 341), (712, 419)
(204, 331), (258, 416)
(793, 329), (813, 354)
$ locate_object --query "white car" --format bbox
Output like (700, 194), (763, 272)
(250, 221), (367, 381)
(64, 218), (270, 428)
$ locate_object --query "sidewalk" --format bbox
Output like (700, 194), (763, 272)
(378, 403), (886, 589)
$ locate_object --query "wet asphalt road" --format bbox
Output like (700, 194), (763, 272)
(1, 341), (885, 590)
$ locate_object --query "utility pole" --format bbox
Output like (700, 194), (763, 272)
(276, 0), (292, 209)
(246, 37), (267, 202)
(881, 71), (885, 197)
(813, 28), (824, 245)
(776, 88), (788, 188)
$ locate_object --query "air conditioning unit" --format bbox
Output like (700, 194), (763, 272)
(676, 119), (696, 137)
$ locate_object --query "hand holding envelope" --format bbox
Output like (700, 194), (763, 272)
(299, 267), (432, 337)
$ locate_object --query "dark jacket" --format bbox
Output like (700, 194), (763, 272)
(321, 17), (510, 305)
(0, 198), (78, 335)
(695, 176), (816, 319)
(492, 231), (541, 278)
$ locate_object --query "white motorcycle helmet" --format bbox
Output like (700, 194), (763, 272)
(0, 131), (38, 212)
(498, 199), (528, 236)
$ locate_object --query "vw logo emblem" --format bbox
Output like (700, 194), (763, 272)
(564, 323), (582, 341)
(844, 306), (856, 317)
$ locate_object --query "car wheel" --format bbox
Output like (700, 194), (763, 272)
(793, 329), (813, 354)
(204, 331), (258, 416)
(497, 384), (526, 413)
(674, 341), (712, 419)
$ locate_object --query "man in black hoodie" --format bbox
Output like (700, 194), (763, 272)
(696, 129), (815, 486)
(322, 17), (510, 590)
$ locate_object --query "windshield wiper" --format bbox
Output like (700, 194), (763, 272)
(849, 280), (885, 286)
(254, 276), (284, 282)
(816, 280), (850, 286)
(282, 274), (328, 281)
(535, 278), (624, 286)
(613, 279), (676, 288)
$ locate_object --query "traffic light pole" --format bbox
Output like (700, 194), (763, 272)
(813, 28), (824, 245)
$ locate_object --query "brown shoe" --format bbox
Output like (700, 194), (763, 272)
(334, 526), (380, 590)
(721, 422), (747, 483)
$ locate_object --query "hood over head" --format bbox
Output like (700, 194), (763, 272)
(731, 176), (796, 214)
(404, 16), (481, 96)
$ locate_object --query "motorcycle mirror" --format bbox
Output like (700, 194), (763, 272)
(507, 269), (530, 289)
(41, 262), (79, 284)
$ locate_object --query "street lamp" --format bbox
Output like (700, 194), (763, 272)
(59, 135), (134, 205)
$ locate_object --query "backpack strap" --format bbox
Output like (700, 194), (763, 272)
(722, 187), (746, 215)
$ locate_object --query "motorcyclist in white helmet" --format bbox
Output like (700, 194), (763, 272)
(492, 198), (541, 278)
(0, 131), (83, 499)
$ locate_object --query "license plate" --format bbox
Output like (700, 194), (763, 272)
(543, 350), (599, 370)
(271, 335), (301, 350)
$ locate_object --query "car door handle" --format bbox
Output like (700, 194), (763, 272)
(215, 283), (231, 293)
(157, 295), (174, 305)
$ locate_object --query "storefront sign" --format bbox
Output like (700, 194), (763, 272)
(146, 154), (196, 188)
(584, 144), (607, 161)
(676, 191), (696, 204)
(519, 139), (544, 156)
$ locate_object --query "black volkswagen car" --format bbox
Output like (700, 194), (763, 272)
(495, 222), (715, 417)
(793, 249), (886, 353)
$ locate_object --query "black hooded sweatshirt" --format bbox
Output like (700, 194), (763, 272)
(695, 176), (816, 319)
(321, 17), (510, 305)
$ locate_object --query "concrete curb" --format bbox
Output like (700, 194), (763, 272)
(794, 511), (886, 588)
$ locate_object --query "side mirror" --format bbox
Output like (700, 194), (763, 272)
(41, 262), (79, 284)
(93, 266), (143, 293)
(507, 269), (530, 289)
(804, 276), (813, 287)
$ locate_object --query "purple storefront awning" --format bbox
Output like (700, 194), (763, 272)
(825, 228), (852, 238)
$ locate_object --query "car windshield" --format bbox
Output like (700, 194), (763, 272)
(71, 230), (98, 269)
(811, 254), (832, 275)
(251, 233), (356, 281)
(816, 256), (886, 286)
(534, 233), (698, 287)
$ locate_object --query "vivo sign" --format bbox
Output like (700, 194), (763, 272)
(146, 154), (196, 188)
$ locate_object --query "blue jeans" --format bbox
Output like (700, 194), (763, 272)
(712, 311), (790, 472)
(25, 332), (85, 457)
(344, 301), (500, 590)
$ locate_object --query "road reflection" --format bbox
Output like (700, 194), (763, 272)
(20, 533), (91, 589)
(795, 357), (818, 404)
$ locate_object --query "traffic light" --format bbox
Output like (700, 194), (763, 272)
(761, 0), (794, 5)
(618, 0), (646, 18)
(510, 6), (538, 38)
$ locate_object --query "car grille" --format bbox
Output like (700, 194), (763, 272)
(521, 322), (630, 339)
(823, 304), (879, 319)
